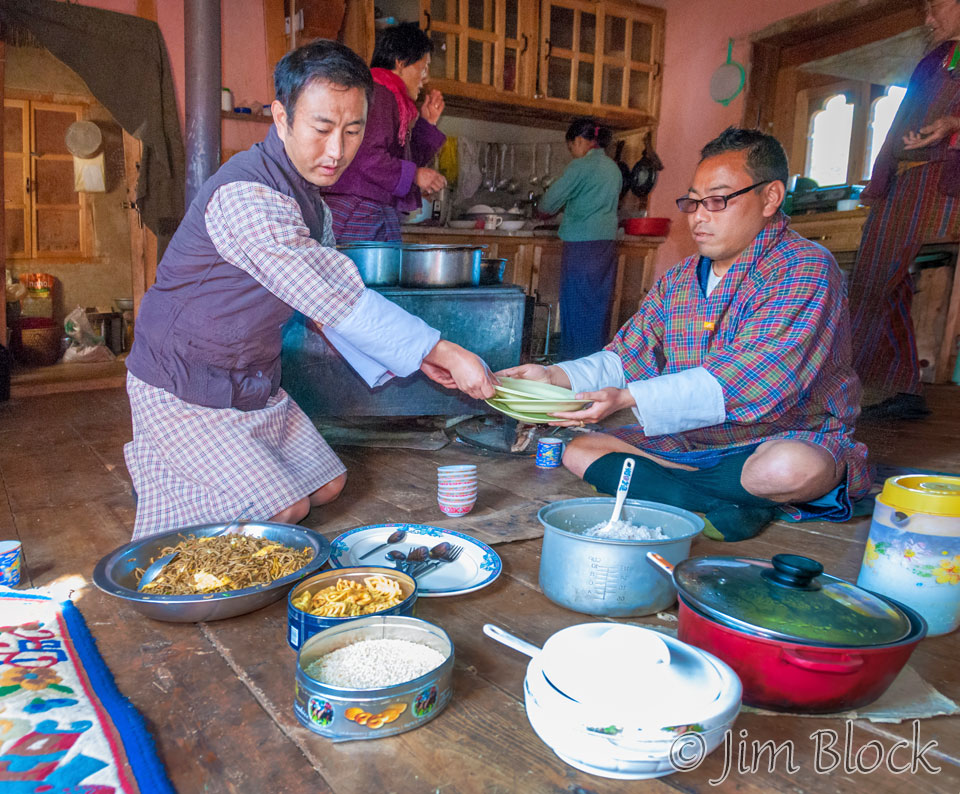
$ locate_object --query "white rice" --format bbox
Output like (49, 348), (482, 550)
(582, 519), (667, 540)
(305, 638), (445, 689)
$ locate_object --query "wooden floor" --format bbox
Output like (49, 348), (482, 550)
(1, 384), (959, 793)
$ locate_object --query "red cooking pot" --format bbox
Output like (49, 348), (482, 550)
(647, 553), (926, 713)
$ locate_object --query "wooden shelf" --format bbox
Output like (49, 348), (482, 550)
(220, 110), (272, 124)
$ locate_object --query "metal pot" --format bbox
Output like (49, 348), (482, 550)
(536, 497), (703, 617)
(400, 244), (484, 288)
(479, 257), (507, 285)
(646, 553), (927, 712)
(338, 243), (402, 286)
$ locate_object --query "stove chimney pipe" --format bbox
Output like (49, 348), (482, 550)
(184, 0), (222, 207)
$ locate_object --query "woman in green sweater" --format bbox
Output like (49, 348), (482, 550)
(539, 117), (623, 359)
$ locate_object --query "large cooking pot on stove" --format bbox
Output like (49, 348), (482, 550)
(338, 242), (401, 286)
(646, 553), (926, 713)
(400, 244), (485, 288)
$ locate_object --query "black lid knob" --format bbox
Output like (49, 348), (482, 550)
(761, 554), (823, 590)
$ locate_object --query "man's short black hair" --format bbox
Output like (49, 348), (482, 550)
(274, 39), (373, 123)
(700, 127), (789, 188)
(370, 22), (432, 70)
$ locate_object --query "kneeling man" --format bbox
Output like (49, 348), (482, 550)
(502, 128), (869, 540)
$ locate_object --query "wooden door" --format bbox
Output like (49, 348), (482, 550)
(30, 103), (85, 259)
(122, 130), (158, 316)
(3, 100), (30, 261)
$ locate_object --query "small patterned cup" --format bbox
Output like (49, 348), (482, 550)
(0, 540), (22, 586)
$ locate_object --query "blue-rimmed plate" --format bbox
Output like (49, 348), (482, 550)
(329, 524), (502, 597)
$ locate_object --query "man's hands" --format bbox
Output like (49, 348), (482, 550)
(547, 387), (635, 427)
(420, 89), (445, 126)
(903, 116), (960, 150)
(496, 363), (571, 389)
(494, 366), (635, 426)
(416, 167), (447, 195)
(421, 340), (497, 399)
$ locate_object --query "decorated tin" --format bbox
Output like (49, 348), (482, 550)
(294, 615), (454, 741)
(0, 540), (22, 585)
(286, 566), (417, 650)
(857, 475), (960, 636)
(535, 438), (564, 469)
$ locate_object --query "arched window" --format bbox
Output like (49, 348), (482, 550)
(866, 85), (908, 177)
(805, 94), (855, 186)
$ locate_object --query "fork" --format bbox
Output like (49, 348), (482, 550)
(412, 544), (463, 578)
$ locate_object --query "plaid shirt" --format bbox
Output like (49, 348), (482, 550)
(607, 212), (870, 499)
(205, 181), (364, 327)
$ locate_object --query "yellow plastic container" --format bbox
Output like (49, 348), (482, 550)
(857, 475), (960, 636)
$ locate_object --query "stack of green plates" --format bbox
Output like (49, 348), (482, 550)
(485, 376), (590, 424)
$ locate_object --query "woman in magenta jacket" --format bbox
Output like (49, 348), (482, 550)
(322, 23), (447, 242)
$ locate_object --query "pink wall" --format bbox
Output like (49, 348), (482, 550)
(76, 0), (273, 154)
(73, 0), (849, 265)
(646, 0), (837, 275)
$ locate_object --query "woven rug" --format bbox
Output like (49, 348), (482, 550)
(0, 587), (173, 793)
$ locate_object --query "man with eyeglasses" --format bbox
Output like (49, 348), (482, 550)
(848, 0), (960, 421)
(500, 128), (869, 542)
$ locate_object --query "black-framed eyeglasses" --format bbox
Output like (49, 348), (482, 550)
(675, 181), (770, 213)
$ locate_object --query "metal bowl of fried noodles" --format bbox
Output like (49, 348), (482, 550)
(93, 521), (331, 622)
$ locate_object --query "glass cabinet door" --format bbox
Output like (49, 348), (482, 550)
(422, 0), (532, 98)
(540, 1), (662, 118)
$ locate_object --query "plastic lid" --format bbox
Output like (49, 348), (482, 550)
(674, 554), (912, 647)
(539, 624), (726, 722)
(880, 475), (960, 517)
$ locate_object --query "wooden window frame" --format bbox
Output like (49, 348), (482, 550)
(793, 78), (875, 186)
(743, 0), (923, 174)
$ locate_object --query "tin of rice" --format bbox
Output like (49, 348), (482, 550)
(305, 638), (445, 689)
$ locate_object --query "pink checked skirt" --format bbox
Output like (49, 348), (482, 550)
(124, 373), (346, 540)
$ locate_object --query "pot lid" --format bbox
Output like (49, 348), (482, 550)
(674, 554), (912, 647)
(538, 624), (728, 722)
(880, 474), (960, 516)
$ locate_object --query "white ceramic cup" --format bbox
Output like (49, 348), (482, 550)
(483, 214), (503, 230)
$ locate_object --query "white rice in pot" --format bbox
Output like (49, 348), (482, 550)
(582, 519), (667, 540)
(305, 638), (445, 688)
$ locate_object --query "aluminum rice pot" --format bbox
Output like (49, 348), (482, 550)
(537, 498), (703, 617)
(294, 615), (453, 741)
(338, 243), (402, 286)
(647, 553), (927, 712)
(286, 566), (418, 650)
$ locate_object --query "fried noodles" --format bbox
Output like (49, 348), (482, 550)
(291, 575), (404, 617)
(134, 534), (313, 595)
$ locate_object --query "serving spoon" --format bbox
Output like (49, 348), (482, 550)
(597, 458), (635, 533)
(137, 503), (254, 591)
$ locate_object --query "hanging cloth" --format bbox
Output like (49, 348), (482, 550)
(371, 67), (419, 145)
(0, 0), (185, 254)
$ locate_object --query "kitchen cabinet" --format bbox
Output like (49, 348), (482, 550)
(539, 0), (662, 121)
(412, 0), (663, 128)
(422, 0), (537, 102)
(788, 207), (868, 275)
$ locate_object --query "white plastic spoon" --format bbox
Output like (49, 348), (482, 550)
(602, 457), (635, 531)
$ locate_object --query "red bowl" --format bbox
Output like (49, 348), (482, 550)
(621, 217), (671, 237)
